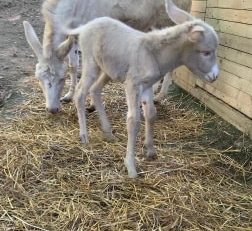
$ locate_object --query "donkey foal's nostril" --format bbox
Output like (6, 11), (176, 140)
(211, 75), (218, 83)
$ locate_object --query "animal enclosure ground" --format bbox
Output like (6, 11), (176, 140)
(0, 0), (251, 230)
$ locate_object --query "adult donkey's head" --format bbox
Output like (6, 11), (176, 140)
(23, 21), (73, 113)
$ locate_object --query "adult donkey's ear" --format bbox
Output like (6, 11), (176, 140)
(23, 21), (43, 62)
(165, 0), (194, 25)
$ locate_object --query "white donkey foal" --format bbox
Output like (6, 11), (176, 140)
(64, 0), (219, 177)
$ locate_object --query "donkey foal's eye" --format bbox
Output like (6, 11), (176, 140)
(202, 51), (211, 56)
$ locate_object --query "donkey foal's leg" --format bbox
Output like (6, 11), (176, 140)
(90, 73), (114, 140)
(124, 83), (141, 178)
(74, 63), (98, 144)
(75, 86), (88, 143)
(142, 88), (157, 159)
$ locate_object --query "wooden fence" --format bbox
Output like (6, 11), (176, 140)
(173, 0), (252, 138)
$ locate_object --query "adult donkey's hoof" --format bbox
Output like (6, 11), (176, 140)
(60, 94), (73, 103)
(154, 93), (167, 104)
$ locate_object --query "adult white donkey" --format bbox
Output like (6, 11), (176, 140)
(64, 0), (219, 177)
(23, 0), (191, 114)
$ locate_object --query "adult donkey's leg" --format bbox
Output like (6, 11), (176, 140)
(61, 42), (79, 103)
(154, 72), (172, 101)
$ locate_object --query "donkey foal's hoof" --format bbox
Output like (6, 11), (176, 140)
(103, 131), (116, 142)
(128, 169), (138, 178)
(80, 134), (89, 144)
(145, 147), (157, 160)
(124, 159), (138, 178)
(145, 152), (157, 160)
(86, 105), (96, 113)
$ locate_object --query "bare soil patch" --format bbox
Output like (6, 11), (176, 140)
(0, 0), (42, 117)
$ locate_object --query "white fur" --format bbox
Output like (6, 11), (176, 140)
(23, 0), (192, 113)
(67, 1), (219, 177)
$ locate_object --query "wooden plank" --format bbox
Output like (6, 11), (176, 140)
(191, 1), (207, 13)
(218, 32), (252, 55)
(206, 8), (252, 24)
(218, 45), (252, 69)
(174, 76), (252, 139)
(174, 67), (252, 118)
(196, 77), (252, 118)
(172, 3), (252, 139)
(175, 63), (252, 96)
(218, 58), (252, 83)
(206, 18), (252, 39)
(210, 70), (252, 96)
(207, 0), (252, 10)
(191, 12), (205, 20)
(173, 66), (197, 86)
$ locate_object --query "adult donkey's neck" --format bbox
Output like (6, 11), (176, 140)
(41, 0), (84, 59)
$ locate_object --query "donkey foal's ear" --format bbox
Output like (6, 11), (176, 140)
(56, 36), (75, 60)
(188, 25), (205, 43)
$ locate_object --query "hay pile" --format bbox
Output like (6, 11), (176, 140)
(0, 81), (251, 231)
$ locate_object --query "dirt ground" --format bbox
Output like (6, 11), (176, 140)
(0, 0), (42, 116)
(0, 0), (251, 230)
